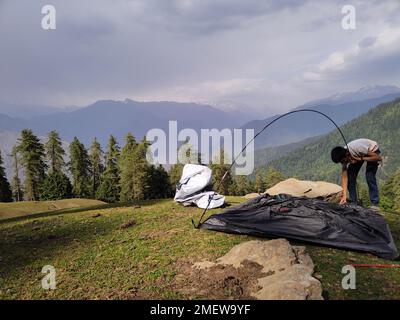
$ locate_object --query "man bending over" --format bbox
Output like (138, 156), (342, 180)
(331, 138), (382, 211)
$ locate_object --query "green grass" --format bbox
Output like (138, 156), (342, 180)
(0, 196), (399, 300)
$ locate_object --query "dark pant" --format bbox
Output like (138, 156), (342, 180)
(347, 154), (380, 205)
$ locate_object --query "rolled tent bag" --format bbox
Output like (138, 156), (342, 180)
(174, 164), (225, 209)
(199, 193), (399, 260)
(180, 191), (225, 209)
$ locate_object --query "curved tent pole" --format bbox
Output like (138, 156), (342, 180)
(192, 109), (349, 228)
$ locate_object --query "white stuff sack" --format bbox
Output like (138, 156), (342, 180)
(174, 164), (225, 209)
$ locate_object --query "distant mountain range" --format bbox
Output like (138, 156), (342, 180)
(1, 85), (398, 147)
(202, 100), (271, 122)
(0, 99), (247, 178)
(302, 85), (400, 107)
(0, 99), (246, 146)
(241, 85), (400, 149)
(0, 102), (80, 119)
(1, 85), (399, 180)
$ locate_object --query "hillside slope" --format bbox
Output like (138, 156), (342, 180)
(268, 98), (400, 183)
(254, 136), (321, 167)
(242, 93), (400, 149)
(0, 198), (106, 221)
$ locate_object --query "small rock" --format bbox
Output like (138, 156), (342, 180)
(192, 261), (217, 270)
(120, 219), (137, 229)
(314, 273), (323, 280)
(174, 274), (186, 282)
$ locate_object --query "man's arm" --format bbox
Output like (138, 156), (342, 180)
(363, 150), (382, 162)
(352, 151), (382, 162)
(340, 165), (348, 204)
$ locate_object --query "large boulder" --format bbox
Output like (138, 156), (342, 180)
(266, 178), (342, 199)
(192, 239), (323, 300)
(245, 178), (342, 202)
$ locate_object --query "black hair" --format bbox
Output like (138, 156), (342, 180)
(331, 146), (348, 163)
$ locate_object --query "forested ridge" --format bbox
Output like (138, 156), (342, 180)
(268, 98), (400, 184)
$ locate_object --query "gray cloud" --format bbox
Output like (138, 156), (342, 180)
(359, 37), (377, 48)
(138, 0), (303, 35)
(0, 0), (399, 112)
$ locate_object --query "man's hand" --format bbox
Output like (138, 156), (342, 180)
(340, 195), (347, 204)
(365, 150), (382, 162)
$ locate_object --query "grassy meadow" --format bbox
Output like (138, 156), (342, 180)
(0, 197), (400, 300)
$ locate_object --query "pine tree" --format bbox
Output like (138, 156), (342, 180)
(69, 137), (90, 198)
(210, 149), (233, 195)
(17, 129), (46, 201)
(40, 171), (72, 200)
(254, 169), (266, 194)
(169, 145), (201, 190)
(146, 165), (173, 199)
(45, 130), (65, 172)
(233, 175), (253, 196)
(131, 138), (151, 201)
(177, 142), (201, 165)
(264, 166), (285, 189)
(0, 149), (12, 202)
(119, 133), (137, 202)
(96, 135), (121, 202)
(41, 131), (72, 200)
(9, 145), (23, 201)
(89, 138), (103, 198)
(169, 163), (184, 190)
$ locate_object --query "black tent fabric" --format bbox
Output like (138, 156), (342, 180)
(199, 194), (399, 260)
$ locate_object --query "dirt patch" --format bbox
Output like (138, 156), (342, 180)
(170, 240), (322, 300)
(138, 229), (180, 240)
(171, 259), (266, 300)
(120, 219), (137, 229)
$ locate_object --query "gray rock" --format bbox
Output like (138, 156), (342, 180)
(197, 239), (323, 300)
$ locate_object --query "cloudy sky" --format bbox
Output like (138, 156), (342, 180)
(0, 0), (399, 114)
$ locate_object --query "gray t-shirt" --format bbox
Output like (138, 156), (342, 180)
(345, 138), (379, 157)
